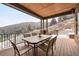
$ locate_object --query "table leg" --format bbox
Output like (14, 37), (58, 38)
(52, 43), (54, 56)
(32, 44), (38, 56)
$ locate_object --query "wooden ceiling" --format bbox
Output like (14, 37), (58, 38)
(4, 3), (77, 19)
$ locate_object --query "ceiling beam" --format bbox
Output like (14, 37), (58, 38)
(43, 8), (75, 19)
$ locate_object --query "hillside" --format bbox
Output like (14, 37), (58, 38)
(0, 22), (40, 34)
(0, 22), (50, 34)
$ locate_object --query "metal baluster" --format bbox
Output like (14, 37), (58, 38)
(3, 34), (4, 48)
(10, 34), (12, 47)
(7, 34), (9, 47)
(0, 34), (2, 49)
(9, 34), (11, 47)
(2, 34), (3, 49)
(14, 33), (16, 56)
(7, 34), (8, 48)
(5, 34), (6, 48)
(9, 34), (12, 46)
(0, 34), (3, 49)
(8, 34), (10, 47)
(14, 34), (16, 45)
(4, 34), (6, 48)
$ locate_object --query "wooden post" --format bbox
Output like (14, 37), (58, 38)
(75, 8), (78, 35)
(42, 19), (44, 34)
(43, 19), (44, 30)
(40, 19), (42, 33)
(46, 19), (48, 34)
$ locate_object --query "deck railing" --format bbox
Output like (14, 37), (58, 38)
(0, 34), (14, 50)
(0, 33), (24, 50)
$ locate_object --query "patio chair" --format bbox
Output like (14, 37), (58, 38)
(74, 35), (79, 45)
(23, 33), (31, 46)
(51, 30), (59, 35)
(32, 32), (37, 36)
(9, 39), (32, 56)
(47, 30), (58, 49)
(23, 33), (31, 37)
(39, 36), (57, 56)
(51, 30), (58, 49)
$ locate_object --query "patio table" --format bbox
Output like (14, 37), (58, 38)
(22, 35), (56, 56)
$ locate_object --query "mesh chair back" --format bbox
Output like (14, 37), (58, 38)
(46, 36), (57, 55)
(32, 32), (37, 36)
(23, 33), (31, 37)
(9, 39), (20, 56)
(51, 30), (58, 35)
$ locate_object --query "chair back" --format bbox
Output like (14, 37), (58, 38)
(9, 39), (20, 56)
(32, 32), (37, 36)
(46, 36), (57, 55)
(23, 33), (31, 37)
(52, 30), (58, 35)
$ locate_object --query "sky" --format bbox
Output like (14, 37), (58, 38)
(0, 4), (40, 27)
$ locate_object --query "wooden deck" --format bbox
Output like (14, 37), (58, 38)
(55, 35), (79, 56)
(0, 35), (79, 56)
